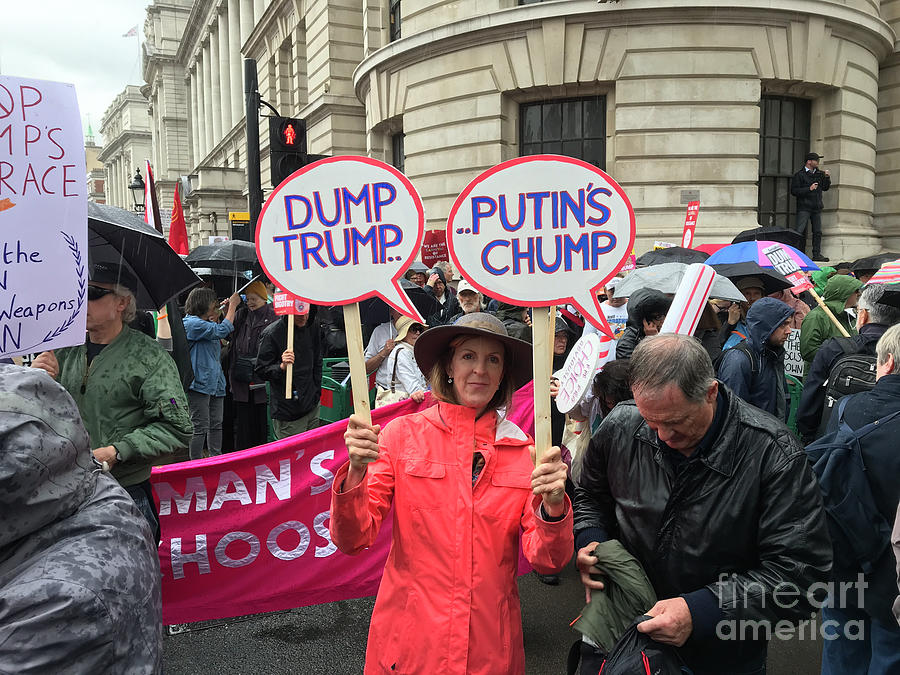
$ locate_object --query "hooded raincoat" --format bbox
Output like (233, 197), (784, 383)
(717, 297), (795, 420)
(330, 401), (574, 675)
(0, 365), (162, 674)
(799, 274), (862, 373)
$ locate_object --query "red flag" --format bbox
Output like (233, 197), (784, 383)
(169, 181), (189, 255)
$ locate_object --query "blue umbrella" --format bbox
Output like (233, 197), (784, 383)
(705, 240), (819, 271)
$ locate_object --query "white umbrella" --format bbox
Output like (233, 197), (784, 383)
(615, 262), (745, 302)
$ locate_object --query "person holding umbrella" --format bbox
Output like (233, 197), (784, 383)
(31, 263), (193, 542)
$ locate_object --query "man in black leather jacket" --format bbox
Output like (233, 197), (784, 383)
(574, 334), (831, 675)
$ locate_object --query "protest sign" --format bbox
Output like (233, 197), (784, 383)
(784, 328), (803, 378)
(0, 76), (87, 358)
(446, 154), (635, 457)
(681, 200), (700, 248)
(273, 291), (310, 398)
(622, 249), (637, 273)
(555, 333), (602, 414)
(653, 240), (676, 250)
(660, 263), (715, 335)
(420, 229), (448, 268)
(763, 242), (848, 337)
(151, 385), (537, 625)
(256, 156), (425, 423)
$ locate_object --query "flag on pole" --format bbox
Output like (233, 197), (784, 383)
(169, 182), (189, 255)
(123, 25), (138, 37)
(144, 160), (164, 235)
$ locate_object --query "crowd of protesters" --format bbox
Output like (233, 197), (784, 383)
(3, 248), (900, 675)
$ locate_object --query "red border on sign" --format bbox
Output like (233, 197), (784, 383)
(254, 155), (426, 318)
(445, 155), (636, 330)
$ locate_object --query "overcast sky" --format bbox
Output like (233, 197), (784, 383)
(1, 0), (154, 143)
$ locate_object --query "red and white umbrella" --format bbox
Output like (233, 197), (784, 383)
(868, 259), (900, 285)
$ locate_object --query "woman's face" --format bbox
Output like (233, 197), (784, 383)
(553, 331), (568, 355)
(403, 324), (424, 345)
(246, 292), (266, 311)
(447, 336), (505, 413)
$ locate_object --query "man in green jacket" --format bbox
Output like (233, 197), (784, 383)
(32, 263), (192, 540)
(799, 273), (862, 376)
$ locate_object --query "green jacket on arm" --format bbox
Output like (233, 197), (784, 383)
(55, 327), (193, 487)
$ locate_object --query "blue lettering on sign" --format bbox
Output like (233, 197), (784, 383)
(285, 195), (313, 230)
(342, 186), (373, 225)
(481, 240), (509, 275)
(471, 197), (496, 235)
(477, 232), (619, 277)
(313, 188), (342, 227)
(499, 194), (525, 233)
(372, 182), (396, 221)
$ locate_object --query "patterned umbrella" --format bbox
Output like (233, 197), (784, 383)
(705, 241), (820, 272)
(867, 259), (900, 285)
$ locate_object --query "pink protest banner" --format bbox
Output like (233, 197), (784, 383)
(273, 291), (309, 315)
(151, 385), (536, 625)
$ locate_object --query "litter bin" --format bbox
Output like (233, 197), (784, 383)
(320, 358), (377, 425)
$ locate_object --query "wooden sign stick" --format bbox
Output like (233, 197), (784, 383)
(808, 287), (851, 338)
(532, 305), (553, 466)
(285, 317), (295, 399)
(548, 305), (557, 363)
(343, 303), (373, 425)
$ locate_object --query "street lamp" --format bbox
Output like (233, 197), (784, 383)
(129, 168), (146, 213)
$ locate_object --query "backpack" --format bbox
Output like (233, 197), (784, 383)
(713, 340), (759, 379)
(805, 397), (899, 581)
(572, 616), (686, 675)
(817, 337), (877, 437)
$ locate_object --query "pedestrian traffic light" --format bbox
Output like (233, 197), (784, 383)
(269, 116), (307, 187)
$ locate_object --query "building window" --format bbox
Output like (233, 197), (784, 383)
(520, 97), (606, 168)
(389, 0), (401, 42)
(392, 132), (405, 173)
(758, 95), (811, 229)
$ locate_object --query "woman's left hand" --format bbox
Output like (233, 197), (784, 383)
(530, 446), (567, 517)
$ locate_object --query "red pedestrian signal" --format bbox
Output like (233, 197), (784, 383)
(283, 123), (297, 146)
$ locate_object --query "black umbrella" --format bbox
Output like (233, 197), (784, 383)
(732, 227), (805, 250)
(358, 278), (441, 326)
(851, 252), (900, 274)
(880, 286), (900, 308)
(708, 261), (792, 295)
(88, 202), (202, 309)
(185, 240), (260, 272)
(635, 247), (709, 266)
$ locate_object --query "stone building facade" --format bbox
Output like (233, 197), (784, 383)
(97, 86), (153, 211)
(85, 128), (106, 204)
(132, 0), (900, 257)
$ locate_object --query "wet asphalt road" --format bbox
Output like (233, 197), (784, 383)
(163, 562), (823, 674)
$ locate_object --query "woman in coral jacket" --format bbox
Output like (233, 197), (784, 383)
(330, 312), (574, 675)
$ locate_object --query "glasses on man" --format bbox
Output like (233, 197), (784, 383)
(87, 285), (115, 301)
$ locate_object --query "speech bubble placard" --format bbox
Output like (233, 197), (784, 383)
(446, 155), (635, 338)
(256, 156), (425, 320)
(555, 333), (603, 414)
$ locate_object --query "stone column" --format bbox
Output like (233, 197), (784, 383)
(218, 8), (232, 134)
(190, 67), (200, 167)
(196, 54), (206, 160)
(240, 0), (253, 45)
(210, 22), (223, 144)
(202, 39), (214, 156)
(228, 0), (242, 129)
(254, 0), (264, 23)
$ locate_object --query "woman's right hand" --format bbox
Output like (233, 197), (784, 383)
(343, 414), (382, 488)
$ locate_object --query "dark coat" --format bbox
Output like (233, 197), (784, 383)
(796, 322), (889, 443)
(574, 386), (831, 672)
(790, 166), (830, 212)
(615, 289), (671, 360)
(228, 302), (277, 404)
(716, 297), (794, 420)
(255, 310), (322, 420)
(823, 373), (900, 622)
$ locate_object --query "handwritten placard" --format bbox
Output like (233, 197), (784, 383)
(446, 155), (635, 338)
(762, 243), (812, 294)
(256, 156), (425, 320)
(555, 333), (604, 414)
(784, 329), (803, 378)
(0, 76), (87, 358)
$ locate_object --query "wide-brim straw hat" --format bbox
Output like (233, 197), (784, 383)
(395, 315), (428, 342)
(414, 312), (533, 389)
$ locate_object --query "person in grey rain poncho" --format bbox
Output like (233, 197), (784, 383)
(0, 364), (162, 674)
